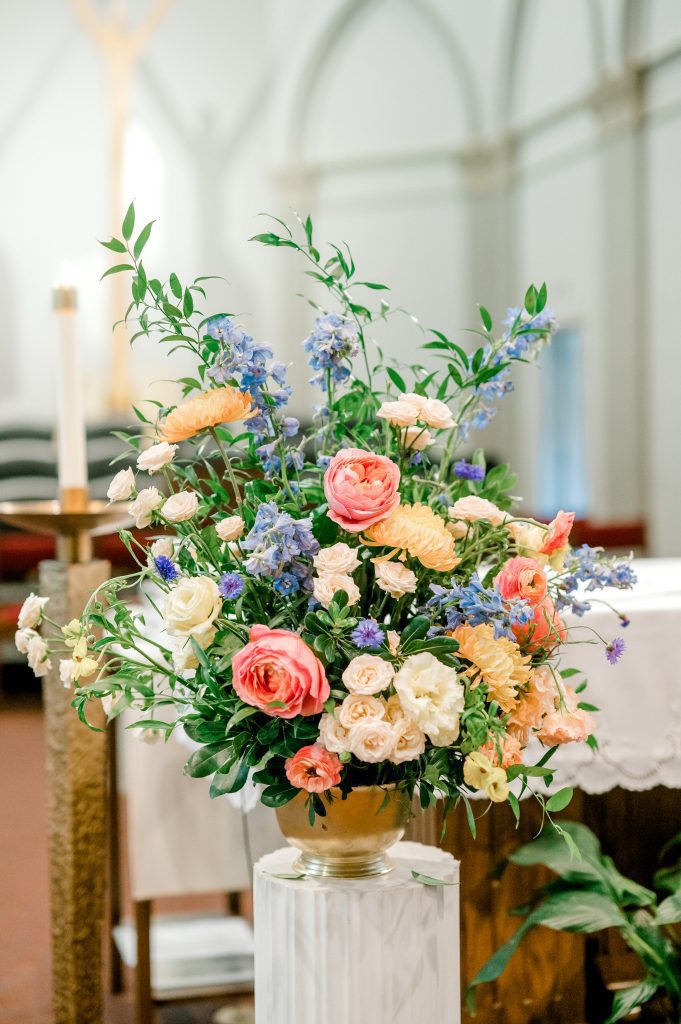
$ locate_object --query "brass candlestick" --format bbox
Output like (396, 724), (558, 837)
(0, 490), (131, 1024)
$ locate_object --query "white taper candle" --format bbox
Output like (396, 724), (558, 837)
(53, 270), (88, 501)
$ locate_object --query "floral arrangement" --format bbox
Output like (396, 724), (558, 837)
(16, 205), (636, 831)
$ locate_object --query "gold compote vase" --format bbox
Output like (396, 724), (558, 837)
(275, 785), (413, 878)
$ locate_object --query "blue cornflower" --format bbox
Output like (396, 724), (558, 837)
(273, 573), (300, 597)
(219, 572), (244, 600)
(605, 637), (625, 665)
(454, 460), (485, 482)
(351, 619), (385, 649)
(154, 555), (179, 582)
(303, 313), (359, 391)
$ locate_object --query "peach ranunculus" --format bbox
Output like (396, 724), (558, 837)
(537, 685), (594, 746)
(513, 597), (567, 653)
(454, 623), (531, 713)
(364, 503), (460, 572)
(480, 735), (523, 769)
(507, 665), (558, 744)
(159, 387), (254, 443)
(448, 496), (507, 527)
(540, 510), (575, 555)
(495, 556), (547, 606)
(285, 744), (343, 793)
(231, 625), (329, 718)
(323, 448), (401, 533)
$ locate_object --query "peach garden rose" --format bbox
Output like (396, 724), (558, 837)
(323, 447), (401, 532)
(231, 625), (330, 718)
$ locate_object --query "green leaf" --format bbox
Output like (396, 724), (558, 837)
(183, 288), (194, 318)
(100, 237), (127, 253)
(133, 220), (154, 260)
(605, 978), (659, 1024)
(183, 745), (231, 778)
(122, 201), (135, 241)
(479, 305), (492, 332)
(536, 282), (548, 314)
(656, 889), (681, 925)
(169, 273), (182, 299)
(546, 787), (574, 813)
(101, 263), (135, 280)
(411, 870), (454, 887)
(400, 615), (431, 649)
(524, 284), (537, 316)
(386, 367), (406, 392)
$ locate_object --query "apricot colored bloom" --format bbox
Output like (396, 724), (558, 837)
(454, 623), (531, 713)
(495, 556), (547, 606)
(537, 685), (594, 746)
(364, 503), (460, 572)
(159, 387), (254, 443)
(507, 665), (558, 744)
(285, 744), (342, 793)
(480, 735), (523, 769)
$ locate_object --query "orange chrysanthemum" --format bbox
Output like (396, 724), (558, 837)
(453, 623), (531, 713)
(159, 387), (254, 443)
(363, 502), (460, 572)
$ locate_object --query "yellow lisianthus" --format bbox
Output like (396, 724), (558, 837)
(363, 503), (460, 572)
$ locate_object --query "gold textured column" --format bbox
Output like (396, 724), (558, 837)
(39, 557), (110, 1024)
(405, 802), (441, 847)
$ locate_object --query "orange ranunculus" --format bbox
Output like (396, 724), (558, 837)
(285, 744), (343, 793)
(159, 387), (254, 443)
(495, 556), (548, 606)
(364, 503), (459, 572)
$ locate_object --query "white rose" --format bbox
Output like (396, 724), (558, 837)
(377, 399), (420, 427)
(338, 693), (386, 729)
(374, 560), (418, 599)
(448, 496), (507, 527)
(164, 576), (221, 639)
(390, 717), (426, 763)
(15, 628), (35, 654)
(17, 593), (49, 630)
(384, 693), (407, 723)
(400, 426), (433, 451)
(150, 537), (174, 561)
(313, 542), (361, 576)
(313, 573), (361, 610)
(416, 397), (455, 429)
(129, 487), (163, 528)
(107, 467), (135, 502)
(318, 713), (351, 754)
(216, 516), (245, 542)
(162, 491), (199, 523)
(59, 659), (76, 688)
(172, 637), (199, 672)
(27, 634), (51, 678)
(348, 719), (396, 763)
(342, 654), (395, 695)
(137, 441), (178, 473)
(394, 652), (464, 746)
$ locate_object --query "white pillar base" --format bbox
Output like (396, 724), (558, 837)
(254, 841), (460, 1024)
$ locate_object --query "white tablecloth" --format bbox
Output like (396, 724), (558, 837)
(530, 557), (681, 793)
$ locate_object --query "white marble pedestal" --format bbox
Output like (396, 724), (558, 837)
(254, 841), (460, 1024)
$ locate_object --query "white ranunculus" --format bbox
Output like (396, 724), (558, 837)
(150, 537), (174, 561)
(338, 693), (386, 729)
(318, 713), (351, 754)
(162, 490), (199, 523)
(17, 593), (49, 630)
(59, 659), (76, 688)
(313, 542), (361, 576)
(389, 717), (426, 763)
(374, 560), (418, 599)
(312, 573), (360, 610)
(137, 441), (178, 473)
(348, 719), (396, 763)
(107, 467), (135, 502)
(27, 634), (51, 678)
(164, 576), (221, 639)
(400, 426), (433, 451)
(394, 652), (464, 746)
(215, 516), (245, 542)
(342, 654), (394, 695)
(129, 487), (163, 529)
(15, 628), (35, 653)
(377, 399), (420, 428)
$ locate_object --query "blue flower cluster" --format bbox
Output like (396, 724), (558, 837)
(206, 315), (291, 441)
(255, 439), (304, 479)
(555, 545), (637, 616)
(241, 502), (319, 588)
(303, 313), (359, 391)
(459, 306), (557, 441)
(429, 572), (533, 639)
(454, 460), (485, 482)
(154, 555), (178, 582)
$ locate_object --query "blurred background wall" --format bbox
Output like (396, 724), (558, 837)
(0, 0), (680, 553)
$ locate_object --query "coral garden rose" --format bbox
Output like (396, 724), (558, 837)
(313, 542), (361, 576)
(312, 573), (361, 609)
(495, 556), (547, 606)
(449, 496), (507, 526)
(342, 654), (395, 695)
(231, 625), (329, 718)
(394, 652), (464, 746)
(365, 503), (459, 572)
(137, 441), (178, 473)
(513, 597), (567, 653)
(164, 576), (221, 643)
(216, 516), (245, 542)
(285, 744), (342, 793)
(159, 386), (254, 443)
(323, 448), (401, 533)
(107, 467), (135, 502)
(374, 559), (418, 599)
